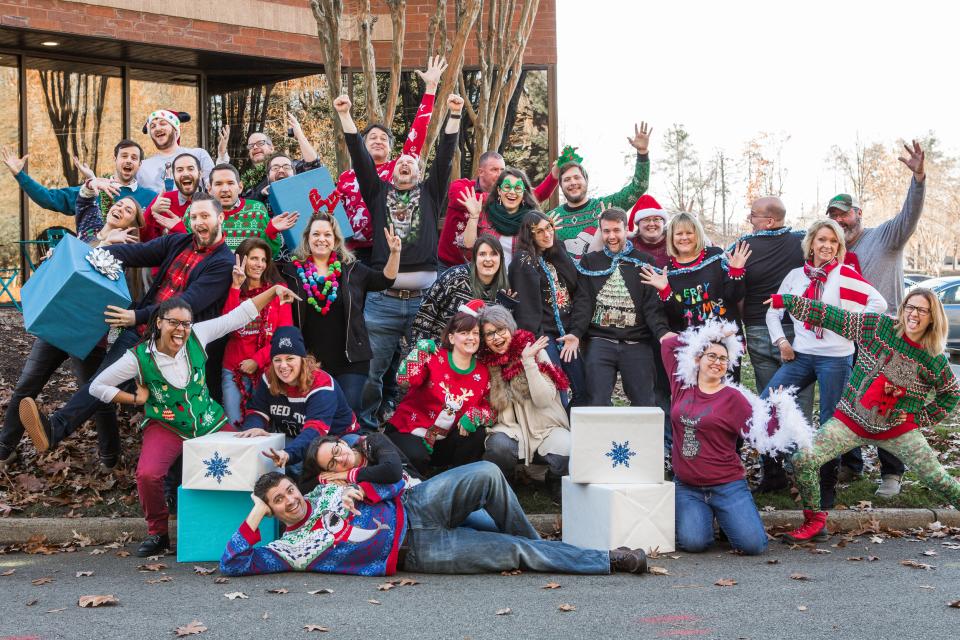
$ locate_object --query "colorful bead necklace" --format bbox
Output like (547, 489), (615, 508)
(294, 254), (342, 315)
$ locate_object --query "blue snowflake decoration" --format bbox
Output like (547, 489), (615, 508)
(605, 441), (637, 469)
(203, 451), (232, 484)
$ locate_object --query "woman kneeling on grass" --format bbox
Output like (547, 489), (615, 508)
(768, 289), (960, 543)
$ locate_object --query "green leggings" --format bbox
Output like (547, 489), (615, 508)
(792, 418), (960, 511)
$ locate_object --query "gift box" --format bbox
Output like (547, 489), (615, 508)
(561, 477), (675, 553)
(267, 166), (353, 251)
(568, 407), (665, 484)
(182, 431), (285, 491)
(176, 487), (279, 562)
(20, 234), (131, 359)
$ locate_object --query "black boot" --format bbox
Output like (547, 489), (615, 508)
(752, 454), (788, 494)
(609, 547), (648, 574)
(136, 533), (170, 557)
(545, 472), (562, 505)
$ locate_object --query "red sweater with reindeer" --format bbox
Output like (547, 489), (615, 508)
(390, 339), (495, 451)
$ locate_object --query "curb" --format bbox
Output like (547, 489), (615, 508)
(1, 509), (957, 546)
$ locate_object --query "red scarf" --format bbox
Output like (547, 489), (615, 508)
(479, 329), (569, 392)
(802, 258), (839, 338)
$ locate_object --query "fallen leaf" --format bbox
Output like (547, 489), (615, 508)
(376, 582), (395, 591)
(923, 550), (939, 557)
(809, 548), (831, 555)
(919, 585), (936, 590)
(2, 569), (15, 576)
(797, 605), (808, 611)
(26, 598), (38, 606)
(46, 607), (67, 613)
(75, 571), (94, 577)
(949, 600), (960, 608)
(855, 500), (873, 509)
(267, 587), (288, 594)
(174, 620), (208, 636)
(870, 536), (884, 544)
(32, 576), (54, 585)
(790, 573), (812, 581)
(847, 556), (864, 561)
(308, 588), (333, 595)
(15, 473), (44, 493)
(398, 578), (419, 586)
(714, 578), (737, 587)
(542, 581), (562, 589)
(500, 569), (522, 576)
(900, 560), (935, 571)
(648, 566), (670, 576)
(647, 546), (662, 559)
(558, 603), (576, 612)
(137, 563), (166, 572)
(224, 591), (248, 600)
(214, 577), (229, 584)
(147, 555), (164, 561)
(146, 576), (173, 584)
(71, 530), (94, 547)
(866, 556), (880, 562)
(115, 551), (131, 558)
(495, 608), (512, 616)
(193, 566), (216, 576)
(766, 559), (780, 565)
(89, 549), (106, 555)
(367, 599), (381, 605)
(78, 594), (119, 608)
(304, 624), (330, 632)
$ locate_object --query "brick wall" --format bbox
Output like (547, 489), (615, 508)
(0, 0), (556, 68)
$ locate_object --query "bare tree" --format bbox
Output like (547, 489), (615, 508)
(828, 136), (887, 206)
(39, 70), (108, 184)
(662, 123), (700, 211)
(310, 0), (348, 171)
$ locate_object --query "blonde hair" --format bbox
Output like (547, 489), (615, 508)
(801, 219), (846, 264)
(267, 354), (320, 396)
(894, 288), (948, 356)
(666, 212), (706, 258)
(295, 213), (355, 264)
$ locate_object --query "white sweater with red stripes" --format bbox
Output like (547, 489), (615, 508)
(766, 264), (886, 357)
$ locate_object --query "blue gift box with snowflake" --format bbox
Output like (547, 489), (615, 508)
(182, 431), (286, 492)
(177, 486), (279, 562)
(568, 407), (665, 484)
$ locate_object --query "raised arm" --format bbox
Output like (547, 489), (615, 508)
(287, 112), (318, 163)
(871, 140), (927, 251)
(423, 94), (464, 204)
(770, 294), (875, 345)
(402, 56), (445, 158)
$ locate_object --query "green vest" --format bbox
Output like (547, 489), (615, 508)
(132, 334), (227, 439)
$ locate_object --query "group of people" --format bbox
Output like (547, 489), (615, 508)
(1, 54), (958, 578)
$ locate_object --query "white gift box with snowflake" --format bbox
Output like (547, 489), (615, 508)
(182, 432), (285, 491)
(568, 407), (664, 484)
(561, 477), (675, 553)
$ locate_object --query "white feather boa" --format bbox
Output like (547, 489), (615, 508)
(672, 320), (813, 456)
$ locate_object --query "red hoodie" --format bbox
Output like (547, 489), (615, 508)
(221, 285), (293, 373)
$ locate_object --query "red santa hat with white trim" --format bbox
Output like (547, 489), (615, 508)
(457, 299), (486, 317)
(627, 194), (667, 234)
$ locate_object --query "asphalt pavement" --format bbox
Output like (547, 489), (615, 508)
(1, 535), (959, 640)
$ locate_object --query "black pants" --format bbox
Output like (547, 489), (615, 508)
(385, 423), (486, 477)
(583, 338), (656, 407)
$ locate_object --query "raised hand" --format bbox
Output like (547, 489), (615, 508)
(415, 56), (448, 91)
(725, 241), (752, 270)
(0, 146), (27, 176)
(333, 94), (352, 114)
(287, 112), (304, 137)
(384, 224), (402, 254)
(457, 185), (483, 218)
(897, 139), (925, 179)
(217, 125), (231, 160)
(627, 121), (653, 154)
(521, 335), (550, 360)
(639, 265), (670, 292)
(270, 211), (299, 232)
(72, 155), (96, 182)
(232, 254), (247, 289)
(262, 447), (290, 468)
(88, 177), (122, 198)
(447, 93), (465, 114)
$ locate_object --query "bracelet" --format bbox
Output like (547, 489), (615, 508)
(448, 113), (462, 120)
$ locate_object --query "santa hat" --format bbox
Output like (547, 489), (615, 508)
(142, 110), (191, 144)
(628, 194), (666, 233)
(458, 299), (486, 317)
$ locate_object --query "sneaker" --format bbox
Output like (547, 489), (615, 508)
(875, 475), (902, 498)
(136, 533), (170, 557)
(0, 447), (16, 471)
(18, 398), (52, 453)
(782, 509), (829, 544)
(609, 547), (648, 574)
(837, 466), (862, 484)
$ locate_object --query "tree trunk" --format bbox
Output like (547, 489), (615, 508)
(383, 0), (407, 125)
(39, 70), (108, 184)
(310, 0), (349, 173)
(357, 0), (383, 124)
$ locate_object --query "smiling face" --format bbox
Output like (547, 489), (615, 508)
(481, 322), (512, 355)
(636, 214), (665, 244)
(210, 169), (241, 208)
(364, 127), (391, 164)
(827, 207), (863, 245)
(560, 166), (588, 205)
(156, 305), (192, 353)
(189, 200), (224, 247)
(530, 219), (555, 251)
(244, 247), (268, 284)
(272, 354), (303, 385)
(315, 440), (360, 473)
(148, 118), (176, 151)
(696, 343), (729, 384)
(308, 219), (335, 260)
(264, 478), (308, 527)
(810, 226), (840, 266)
(113, 146), (142, 183)
(672, 222), (698, 258)
(391, 154), (419, 189)
(247, 133), (274, 165)
(450, 326), (481, 358)
(268, 156), (295, 183)
(900, 293), (932, 337)
(474, 242), (501, 284)
(600, 218), (626, 253)
(497, 175), (526, 213)
(105, 197), (139, 230)
(173, 156), (201, 196)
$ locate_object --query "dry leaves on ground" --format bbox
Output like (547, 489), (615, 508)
(267, 587), (288, 594)
(174, 620), (208, 636)
(25, 598), (38, 606)
(78, 594), (119, 608)
(948, 600), (960, 609)
(648, 566), (670, 576)
(790, 573), (812, 581)
(31, 576), (53, 585)
(193, 566), (216, 576)
(766, 559), (780, 565)
(224, 591), (248, 600)
(797, 605), (808, 611)
(137, 563), (166, 572)
(115, 551), (131, 558)
(367, 599), (381, 605)
(307, 588), (333, 595)
(922, 550), (938, 556)
(214, 577), (229, 584)
(542, 581), (562, 589)
(495, 608), (512, 616)
(146, 576), (173, 584)
(2, 569), (15, 576)
(714, 578), (737, 587)
(846, 556), (880, 562)
(558, 604), (576, 612)
(75, 571), (94, 577)
(500, 569), (522, 576)
(304, 624), (330, 632)
(900, 560), (936, 571)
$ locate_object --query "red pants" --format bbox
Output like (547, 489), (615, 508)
(136, 421), (234, 536)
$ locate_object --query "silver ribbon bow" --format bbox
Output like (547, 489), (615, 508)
(84, 247), (124, 281)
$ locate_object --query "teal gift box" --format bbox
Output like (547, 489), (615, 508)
(20, 234), (131, 359)
(268, 166), (353, 251)
(177, 486), (279, 563)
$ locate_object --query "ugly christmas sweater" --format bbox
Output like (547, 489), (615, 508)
(338, 93), (435, 249)
(391, 339), (495, 451)
(659, 246), (745, 332)
(546, 153), (649, 261)
(220, 480), (406, 577)
(140, 190), (193, 244)
(772, 295), (960, 439)
(221, 284), (294, 373)
(185, 197), (281, 254)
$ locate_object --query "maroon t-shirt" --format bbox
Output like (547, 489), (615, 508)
(661, 335), (754, 487)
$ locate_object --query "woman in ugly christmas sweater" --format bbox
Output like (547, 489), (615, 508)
(221, 238), (293, 425)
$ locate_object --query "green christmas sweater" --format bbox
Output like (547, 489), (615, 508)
(186, 197), (281, 254)
(547, 153), (649, 261)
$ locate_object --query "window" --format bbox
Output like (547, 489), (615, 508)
(0, 55), (19, 270)
(129, 68), (201, 153)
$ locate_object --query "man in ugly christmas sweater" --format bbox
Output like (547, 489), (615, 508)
(221, 462), (650, 576)
(140, 152), (204, 243)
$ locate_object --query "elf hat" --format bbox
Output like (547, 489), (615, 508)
(628, 194), (666, 232)
(270, 326), (307, 358)
(143, 110), (191, 144)
(458, 299), (486, 317)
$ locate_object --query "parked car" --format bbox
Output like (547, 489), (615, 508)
(903, 273), (936, 290)
(909, 276), (960, 353)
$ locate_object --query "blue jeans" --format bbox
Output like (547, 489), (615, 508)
(764, 352), (852, 426)
(334, 372), (366, 420)
(401, 461), (610, 574)
(221, 368), (254, 427)
(360, 292), (422, 430)
(675, 479), (768, 555)
(544, 338), (586, 408)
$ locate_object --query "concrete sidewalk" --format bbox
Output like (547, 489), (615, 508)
(1, 508), (957, 545)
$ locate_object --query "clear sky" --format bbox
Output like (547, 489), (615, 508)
(555, 0), (959, 222)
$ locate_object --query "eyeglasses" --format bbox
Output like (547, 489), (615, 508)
(903, 303), (930, 317)
(162, 317), (192, 330)
(483, 327), (510, 340)
(269, 163), (294, 173)
(499, 179), (526, 194)
(247, 139), (272, 150)
(701, 352), (729, 365)
(325, 443), (343, 471)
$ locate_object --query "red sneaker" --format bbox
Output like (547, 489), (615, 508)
(782, 510), (829, 544)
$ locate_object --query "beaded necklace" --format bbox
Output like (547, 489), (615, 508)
(294, 254), (342, 315)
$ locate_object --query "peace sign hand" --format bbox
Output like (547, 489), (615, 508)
(232, 254), (247, 288)
(627, 121), (653, 154)
(262, 447), (290, 468)
(384, 224), (402, 254)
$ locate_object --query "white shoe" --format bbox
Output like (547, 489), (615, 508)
(875, 475), (902, 498)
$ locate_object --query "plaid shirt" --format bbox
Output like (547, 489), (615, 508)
(140, 235), (226, 332)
